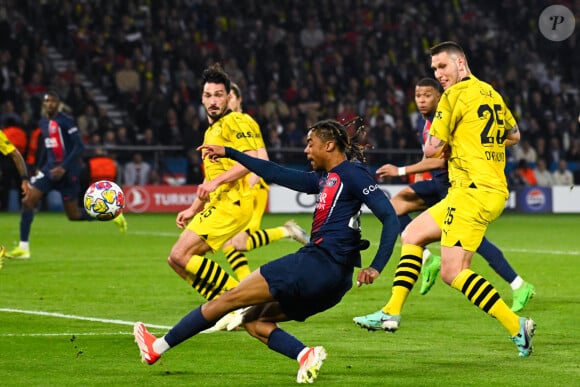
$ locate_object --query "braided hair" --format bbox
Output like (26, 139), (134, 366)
(309, 117), (369, 163)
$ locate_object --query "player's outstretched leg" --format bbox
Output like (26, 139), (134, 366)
(133, 322), (161, 365)
(297, 346), (327, 384)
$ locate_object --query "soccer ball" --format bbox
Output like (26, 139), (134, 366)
(84, 180), (125, 221)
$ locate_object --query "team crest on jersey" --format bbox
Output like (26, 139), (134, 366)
(326, 176), (338, 187)
(435, 111), (443, 119)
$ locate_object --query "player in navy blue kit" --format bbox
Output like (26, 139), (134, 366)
(6, 91), (126, 259)
(134, 118), (399, 384)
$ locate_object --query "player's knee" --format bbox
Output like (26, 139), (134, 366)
(400, 228), (416, 245)
(167, 253), (186, 270)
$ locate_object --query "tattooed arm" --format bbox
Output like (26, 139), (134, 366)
(423, 133), (449, 159)
(504, 124), (521, 147)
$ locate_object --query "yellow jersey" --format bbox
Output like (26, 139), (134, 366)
(202, 111), (259, 200)
(0, 130), (16, 156)
(243, 112), (269, 190)
(429, 75), (516, 197)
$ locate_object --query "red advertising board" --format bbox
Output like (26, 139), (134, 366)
(123, 185), (198, 213)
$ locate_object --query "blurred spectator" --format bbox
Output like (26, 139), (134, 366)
(185, 150), (203, 185)
(300, 19), (325, 49)
(6, 0), (580, 178)
(0, 50), (13, 102)
(123, 152), (151, 186)
(87, 147), (118, 184)
(1, 100), (21, 124)
(102, 129), (117, 149)
(510, 159), (537, 188)
(96, 105), (115, 134)
(547, 137), (565, 167)
(159, 107), (183, 147)
(552, 159), (574, 186)
(66, 83), (88, 117)
(136, 127), (159, 166)
(77, 104), (99, 142)
(513, 140), (537, 164)
(533, 159), (554, 187)
(25, 71), (46, 103)
(261, 92), (290, 122)
(174, 59), (196, 90)
(566, 138), (580, 162)
(115, 58), (140, 107)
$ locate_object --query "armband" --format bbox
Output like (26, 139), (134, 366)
(21, 175), (30, 181)
(397, 167), (406, 176)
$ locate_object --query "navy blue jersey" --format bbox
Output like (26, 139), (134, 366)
(225, 147), (399, 272)
(39, 112), (84, 172)
(417, 113), (448, 185)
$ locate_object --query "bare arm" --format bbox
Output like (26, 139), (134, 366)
(504, 125), (521, 147)
(423, 134), (448, 159)
(376, 156), (446, 178)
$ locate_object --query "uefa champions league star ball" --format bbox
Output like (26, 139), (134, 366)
(84, 180), (125, 221)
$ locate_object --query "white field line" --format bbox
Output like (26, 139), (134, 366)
(0, 308), (172, 337)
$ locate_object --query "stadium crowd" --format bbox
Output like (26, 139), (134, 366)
(0, 0), (578, 208)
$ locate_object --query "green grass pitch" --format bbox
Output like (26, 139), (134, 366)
(1, 212), (579, 386)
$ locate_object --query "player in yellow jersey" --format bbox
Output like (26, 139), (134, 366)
(221, 83), (309, 282)
(0, 130), (30, 269)
(356, 42), (535, 357)
(168, 64), (257, 301)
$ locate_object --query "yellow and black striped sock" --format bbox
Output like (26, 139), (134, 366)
(245, 227), (286, 251)
(223, 245), (251, 281)
(383, 244), (423, 315)
(451, 269), (520, 335)
(185, 255), (240, 301)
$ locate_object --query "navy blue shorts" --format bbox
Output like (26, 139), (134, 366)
(260, 244), (354, 322)
(409, 179), (449, 207)
(31, 167), (82, 202)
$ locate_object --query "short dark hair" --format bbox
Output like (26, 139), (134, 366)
(429, 41), (465, 57)
(44, 89), (60, 101)
(416, 77), (442, 92)
(201, 63), (231, 93)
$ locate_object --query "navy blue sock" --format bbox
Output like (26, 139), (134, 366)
(164, 307), (214, 347)
(477, 237), (517, 283)
(267, 327), (306, 360)
(398, 214), (412, 234)
(20, 210), (34, 241)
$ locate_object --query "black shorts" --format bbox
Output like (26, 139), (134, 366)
(409, 179), (449, 207)
(260, 244), (353, 322)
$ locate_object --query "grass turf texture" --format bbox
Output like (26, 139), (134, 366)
(1, 212), (579, 386)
